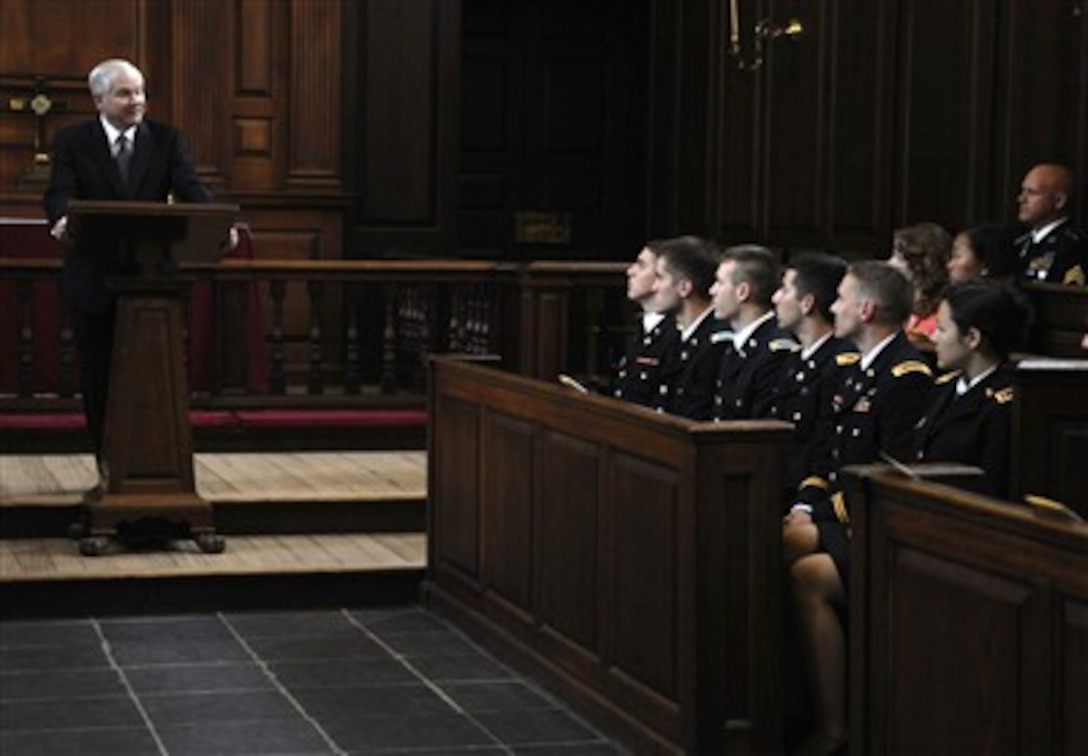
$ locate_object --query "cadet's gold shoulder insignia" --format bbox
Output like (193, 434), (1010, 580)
(991, 386), (1014, 404)
(935, 370), (961, 385)
(770, 338), (800, 352)
(835, 352), (861, 367)
(892, 360), (933, 378)
(1062, 265), (1085, 286)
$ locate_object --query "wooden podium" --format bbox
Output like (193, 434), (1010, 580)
(67, 201), (239, 556)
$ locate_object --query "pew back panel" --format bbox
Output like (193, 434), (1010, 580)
(427, 357), (792, 754)
(1012, 360), (1088, 518)
(1023, 282), (1088, 359)
(847, 468), (1088, 756)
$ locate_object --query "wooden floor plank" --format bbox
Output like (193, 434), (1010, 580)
(1, 451), (429, 583)
(0, 533), (425, 582)
(0, 451), (427, 505)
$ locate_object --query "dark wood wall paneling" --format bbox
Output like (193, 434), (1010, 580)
(999, 0), (1088, 221)
(827, 0), (896, 247)
(456, 0), (649, 260)
(646, 0), (719, 238)
(0, 0), (348, 249)
(893, 0), (997, 230)
(348, 0), (460, 257)
(3, 1), (1086, 261)
(0, 1), (143, 208)
(650, 0), (1088, 257)
(0, 0), (349, 383)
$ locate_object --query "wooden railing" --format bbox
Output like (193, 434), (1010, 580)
(0, 257), (632, 409)
(3, 250), (1082, 411)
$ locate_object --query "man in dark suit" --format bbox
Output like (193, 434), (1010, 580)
(43, 58), (217, 498)
(1014, 162), (1087, 285)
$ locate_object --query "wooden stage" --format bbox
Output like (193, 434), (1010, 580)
(0, 451), (428, 615)
(0, 450), (426, 506)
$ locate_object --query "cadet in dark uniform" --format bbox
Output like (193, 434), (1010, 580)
(613, 240), (679, 407)
(768, 253), (856, 500)
(645, 236), (729, 420)
(709, 245), (798, 421)
(1014, 162), (1087, 285)
(915, 280), (1031, 498)
(782, 261), (933, 756)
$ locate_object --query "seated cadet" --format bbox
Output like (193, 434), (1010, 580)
(647, 235), (730, 420)
(613, 240), (679, 407)
(710, 245), (798, 421)
(782, 260), (934, 756)
(768, 253), (857, 501)
(915, 279), (1031, 498)
(1014, 162), (1087, 285)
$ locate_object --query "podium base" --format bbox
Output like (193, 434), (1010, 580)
(71, 492), (225, 556)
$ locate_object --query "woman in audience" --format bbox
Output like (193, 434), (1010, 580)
(946, 223), (1018, 284)
(913, 279), (1030, 496)
(888, 222), (952, 342)
(785, 278), (1029, 756)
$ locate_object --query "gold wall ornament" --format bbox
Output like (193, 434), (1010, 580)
(30, 93), (54, 117)
(727, 0), (805, 72)
(2, 74), (76, 186)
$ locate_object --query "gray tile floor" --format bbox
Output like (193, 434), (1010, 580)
(0, 606), (630, 755)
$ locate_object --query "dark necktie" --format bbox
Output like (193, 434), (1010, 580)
(115, 134), (132, 185)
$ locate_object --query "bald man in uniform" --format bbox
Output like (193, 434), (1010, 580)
(1014, 162), (1087, 285)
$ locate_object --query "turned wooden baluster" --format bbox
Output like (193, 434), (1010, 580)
(16, 278), (34, 397)
(268, 280), (286, 394)
(306, 280), (324, 394)
(380, 282), (398, 394)
(59, 312), (75, 398)
(343, 285), (361, 394)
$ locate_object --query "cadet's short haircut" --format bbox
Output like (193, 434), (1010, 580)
(656, 235), (719, 298)
(788, 252), (848, 323)
(849, 260), (914, 326)
(720, 245), (780, 308)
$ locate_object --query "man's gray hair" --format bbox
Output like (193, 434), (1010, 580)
(88, 59), (142, 98)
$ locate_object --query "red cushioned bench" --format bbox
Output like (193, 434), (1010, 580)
(0, 407), (427, 453)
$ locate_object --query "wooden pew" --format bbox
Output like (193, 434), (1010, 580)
(426, 356), (793, 754)
(846, 467), (1088, 756)
(1022, 281), (1088, 359)
(1012, 358), (1088, 519)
